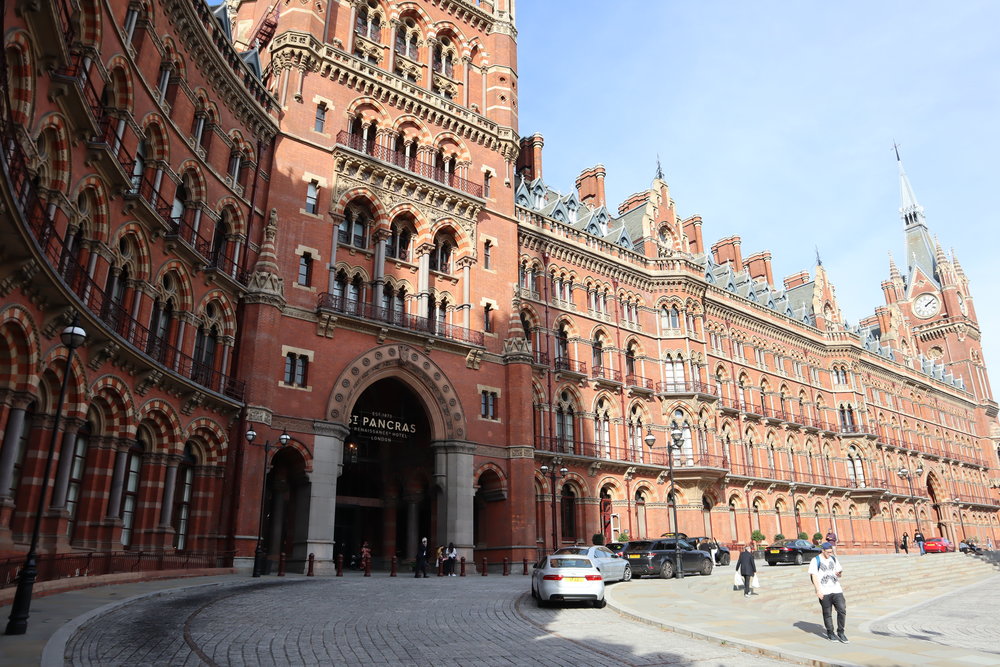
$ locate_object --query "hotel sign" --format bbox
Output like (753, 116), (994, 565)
(349, 409), (418, 444)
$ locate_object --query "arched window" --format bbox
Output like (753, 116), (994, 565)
(65, 422), (91, 538)
(595, 398), (612, 459)
(556, 391), (575, 453)
(173, 443), (196, 550)
(120, 438), (145, 547)
(429, 231), (456, 273)
(339, 204), (371, 249)
(627, 405), (644, 463)
(561, 485), (577, 541)
(193, 307), (219, 385)
(556, 323), (569, 362)
(672, 410), (693, 462)
(592, 336), (604, 372)
(625, 344), (637, 379)
(387, 221), (413, 261)
(635, 489), (647, 538)
(355, 2), (382, 42)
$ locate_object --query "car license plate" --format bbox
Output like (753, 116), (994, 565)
(563, 577), (584, 582)
(770, 549), (780, 554)
(627, 554), (641, 559)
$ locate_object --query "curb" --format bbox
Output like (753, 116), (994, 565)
(604, 587), (863, 667)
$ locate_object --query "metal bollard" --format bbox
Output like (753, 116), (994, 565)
(481, 556), (488, 576)
(523, 558), (529, 575)
(364, 556), (372, 577)
(307, 553), (315, 577)
(503, 557), (509, 576)
(460, 556), (466, 577)
(438, 558), (445, 577)
(277, 552), (286, 577)
(390, 555), (398, 576)
(336, 554), (343, 577)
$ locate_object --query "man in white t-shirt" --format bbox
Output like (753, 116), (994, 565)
(808, 542), (847, 643)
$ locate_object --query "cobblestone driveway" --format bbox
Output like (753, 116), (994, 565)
(64, 575), (789, 666)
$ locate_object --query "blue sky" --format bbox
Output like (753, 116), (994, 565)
(515, 0), (1000, 393)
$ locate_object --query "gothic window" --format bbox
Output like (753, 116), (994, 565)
(555, 391), (576, 453)
(432, 37), (456, 78)
(339, 204), (371, 248)
(284, 352), (309, 387)
(480, 390), (498, 419)
(429, 231), (456, 273)
(120, 438), (144, 547)
(173, 444), (196, 550)
(387, 221), (413, 261)
(595, 398), (612, 459)
(298, 252), (313, 286)
(627, 405), (644, 463)
(592, 336), (604, 372)
(395, 19), (420, 60)
(556, 323), (569, 361)
(355, 2), (382, 43)
(672, 409), (693, 460)
(625, 344), (637, 378)
(65, 423), (91, 538)
(561, 486), (577, 540)
(123, 4), (145, 51)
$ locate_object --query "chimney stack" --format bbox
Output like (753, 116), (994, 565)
(745, 251), (774, 286)
(517, 133), (545, 181)
(710, 236), (743, 272)
(575, 165), (606, 208)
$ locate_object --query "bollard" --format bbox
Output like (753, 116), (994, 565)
(460, 556), (466, 577)
(364, 556), (372, 577)
(523, 558), (529, 575)
(438, 558), (445, 577)
(307, 553), (315, 577)
(502, 557), (509, 576)
(277, 552), (286, 577)
(336, 554), (344, 577)
(390, 555), (398, 577)
(481, 556), (488, 576)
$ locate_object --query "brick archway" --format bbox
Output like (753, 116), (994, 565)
(326, 343), (466, 442)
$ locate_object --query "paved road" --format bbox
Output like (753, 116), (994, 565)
(62, 574), (790, 666)
(867, 573), (1000, 656)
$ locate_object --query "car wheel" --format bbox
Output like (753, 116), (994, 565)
(766, 560), (775, 566)
(593, 597), (607, 609)
(794, 553), (803, 566)
(720, 553), (731, 566)
(531, 584), (539, 600)
(700, 560), (713, 576)
(622, 565), (632, 582)
(659, 561), (675, 579)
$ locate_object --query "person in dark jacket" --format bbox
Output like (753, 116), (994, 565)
(900, 532), (909, 555)
(914, 530), (926, 555)
(735, 543), (757, 597)
(415, 537), (429, 577)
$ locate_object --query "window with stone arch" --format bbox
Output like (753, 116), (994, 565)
(354, 0), (384, 43)
(660, 303), (681, 331)
(846, 445), (866, 487)
(555, 389), (577, 453)
(192, 300), (224, 386)
(4, 40), (35, 126)
(146, 270), (182, 362)
(395, 16), (421, 67)
(625, 341), (640, 380)
(555, 320), (570, 363)
(65, 420), (92, 540)
(592, 330), (609, 373)
(380, 280), (408, 324)
(561, 483), (579, 541)
(429, 229), (457, 273)
(765, 434), (777, 474)
(635, 487), (648, 538)
(594, 396), (613, 459)
(432, 34), (458, 80)
(428, 292), (449, 333)
(664, 352), (685, 391)
(339, 201), (373, 249)
(102, 233), (140, 325)
(173, 442), (197, 550)
(626, 404), (646, 463)
(671, 409), (693, 462)
(120, 433), (147, 547)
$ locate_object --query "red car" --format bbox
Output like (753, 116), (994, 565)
(923, 537), (955, 553)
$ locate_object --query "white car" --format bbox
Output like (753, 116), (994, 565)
(531, 555), (606, 608)
(554, 546), (632, 582)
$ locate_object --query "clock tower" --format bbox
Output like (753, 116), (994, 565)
(895, 151), (990, 401)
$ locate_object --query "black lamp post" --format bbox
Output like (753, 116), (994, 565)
(898, 464), (923, 532)
(246, 424), (290, 577)
(539, 461), (567, 552)
(663, 425), (685, 579)
(6, 318), (87, 635)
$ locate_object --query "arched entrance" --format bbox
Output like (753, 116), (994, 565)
(263, 446), (309, 568)
(337, 378), (433, 567)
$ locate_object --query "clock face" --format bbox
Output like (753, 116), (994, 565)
(913, 293), (940, 318)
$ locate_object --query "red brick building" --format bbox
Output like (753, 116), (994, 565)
(1, 0), (997, 576)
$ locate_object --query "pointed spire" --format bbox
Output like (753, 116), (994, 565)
(815, 246), (822, 267)
(951, 250), (967, 278)
(895, 143), (925, 228)
(934, 237), (948, 265)
(655, 155), (664, 181)
(888, 252), (901, 281)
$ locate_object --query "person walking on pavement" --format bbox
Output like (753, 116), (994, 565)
(445, 542), (458, 576)
(809, 542), (848, 643)
(735, 543), (757, 598)
(900, 532), (909, 555)
(825, 528), (838, 554)
(415, 537), (430, 577)
(914, 530), (926, 555)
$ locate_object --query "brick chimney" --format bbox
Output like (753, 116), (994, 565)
(745, 251), (774, 286)
(517, 133), (544, 181)
(710, 236), (743, 272)
(575, 165), (606, 208)
(783, 271), (811, 290)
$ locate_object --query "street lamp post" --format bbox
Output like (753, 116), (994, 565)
(897, 464), (923, 533)
(539, 460), (567, 552)
(6, 318), (87, 635)
(661, 425), (685, 579)
(246, 425), (290, 577)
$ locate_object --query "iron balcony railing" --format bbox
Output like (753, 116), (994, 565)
(336, 131), (484, 198)
(317, 293), (484, 346)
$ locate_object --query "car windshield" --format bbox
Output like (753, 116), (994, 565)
(554, 547), (589, 555)
(771, 539), (797, 547)
(627, 541), (653, 551)
(549, 558), (592, 568)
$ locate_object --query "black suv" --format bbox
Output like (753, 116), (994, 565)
(623, 538), (714, 578)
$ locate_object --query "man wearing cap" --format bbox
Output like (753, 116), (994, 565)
(808, 542), (848, 643)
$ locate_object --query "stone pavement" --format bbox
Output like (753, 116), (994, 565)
(7, 572), (788, 666)
(606, 553), (1000, 667)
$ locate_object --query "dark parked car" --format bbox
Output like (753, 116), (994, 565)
(607, 542), (629, 557)
(623, 538), (714, 578)
(685, 536), (731, 566)
(764, 538), (822, 566)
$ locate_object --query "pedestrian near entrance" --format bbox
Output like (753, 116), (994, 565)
(809, 542), (848, 643)
(914, 530), (926, 555)
(825, 528), (838, 554)
(445, 542), (458, 576)
(735, 544), (757, 597)
(415, 537), (430, 577)
(900, 532), (909, 555)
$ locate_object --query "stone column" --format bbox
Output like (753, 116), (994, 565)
(405, 494), (420, 560)
(0, 399), (30, 499)
(461, 262), (471, 329)
(416, 246), (431, 318)
(106, 446), (129, 519)
(50, 422), (82, 509)
(159, 461), (178, 527)
(431, 440), (476, 567)
(302, 420), (348, 573)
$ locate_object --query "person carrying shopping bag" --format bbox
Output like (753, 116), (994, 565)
(735, 544), (757, 597)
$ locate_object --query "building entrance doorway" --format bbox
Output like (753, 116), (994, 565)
(335, 378), (434, 568)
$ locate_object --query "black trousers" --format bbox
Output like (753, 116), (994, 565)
(819, 592), (847, 633)
(742, 575), (752, 594)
